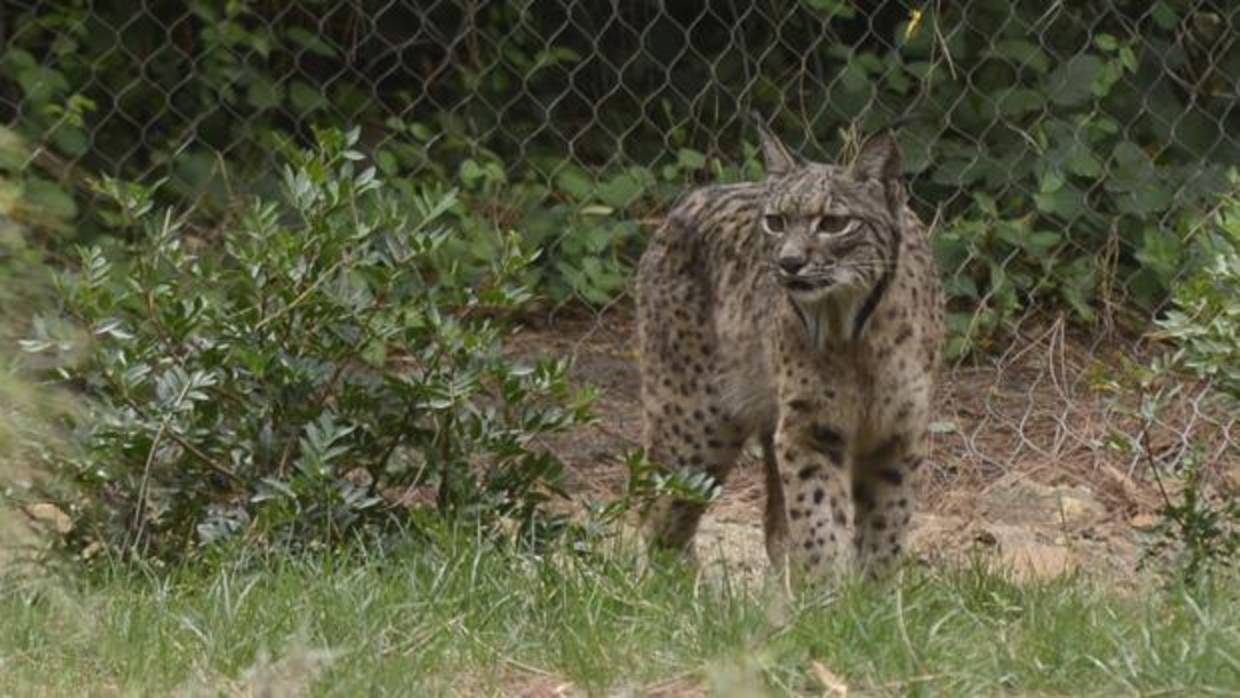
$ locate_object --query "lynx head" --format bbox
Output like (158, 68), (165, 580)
(753, 115), (907, 309)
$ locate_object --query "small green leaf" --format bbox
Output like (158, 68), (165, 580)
(555, 166), (594, 200)
(1045, 55), (1103, 106)
(1028, 231), (1061, 250)
(24, 177), (77, 220)
(0, 126), (31, 170)
(992, 39), (1051, 73)
(676, 148), (707, 170)
(285, 27), (338, 58)
(1039, 170), (1064, 194)
(376, 150), (399, 176)
(459, 159), (482, 184)
(996, 88), (1044, 117)
(17, 66), (69, 102)
(597, 169), (650, 209)
(246, 76), (283, 110)
(1066, 149), (1103, 178)
(1150, 2), (1178, 30)
(288, 81), (326, 114)
(50, 125), (89, 157)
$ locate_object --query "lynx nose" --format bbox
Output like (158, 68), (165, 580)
(778, 254), (807, 274)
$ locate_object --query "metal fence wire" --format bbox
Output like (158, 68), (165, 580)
(2, 1), (1238, 505)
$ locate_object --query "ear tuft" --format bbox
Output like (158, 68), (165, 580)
(752, 112), (799, 178)
(851, 131), (903, 182)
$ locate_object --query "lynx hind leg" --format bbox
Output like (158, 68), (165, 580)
(852, 436), (920, 579)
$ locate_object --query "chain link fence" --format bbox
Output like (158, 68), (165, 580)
(3, 0), (1238, 509)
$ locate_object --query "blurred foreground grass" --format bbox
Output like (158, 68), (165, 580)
(0, 533), (1238, 697)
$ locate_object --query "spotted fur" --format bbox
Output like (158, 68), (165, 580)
(636, 118), (945, 582)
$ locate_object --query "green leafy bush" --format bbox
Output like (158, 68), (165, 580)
(1156, 190), (1240, 401)
(425, 155), (651, 308)
(1139, 178), (1240, 581)
(21, 128), (594, 562)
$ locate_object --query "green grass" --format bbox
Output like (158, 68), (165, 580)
(1, 535), (1238, 697)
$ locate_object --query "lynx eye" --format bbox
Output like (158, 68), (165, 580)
(762, 214), (787, 235)
(816, 215), (852, 236)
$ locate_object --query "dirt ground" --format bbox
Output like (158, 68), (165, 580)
(511, 307), (1240, 585)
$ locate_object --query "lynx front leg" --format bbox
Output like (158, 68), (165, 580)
(852, 436), (920, 579)
(760, 431), (789, 568)
(773, 417), (854, 583)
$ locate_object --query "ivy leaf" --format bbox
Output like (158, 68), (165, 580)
(16, 66), (69, 102)
(246, 76), (283, 110)
(992, 39), (1051, 73)
(597, 168), (651, 209)
(288, 81), (326, 114)
(1045, 55), (1103, 106)
(285, 27), (338, 58)
(676, 148), (707, 170)
(555, 166), (594, 201)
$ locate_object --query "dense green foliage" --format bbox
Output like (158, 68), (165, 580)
(18, 129), (593, 562)
(3, 1), (1238, 322)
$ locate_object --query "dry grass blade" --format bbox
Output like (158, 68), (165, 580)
(810, 660), (849, 698)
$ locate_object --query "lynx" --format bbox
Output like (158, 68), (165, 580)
(636, 116), (945, 582)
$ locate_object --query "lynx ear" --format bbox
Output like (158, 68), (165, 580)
(851, 131), (903, 182)
(752, 112), (798, 178)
